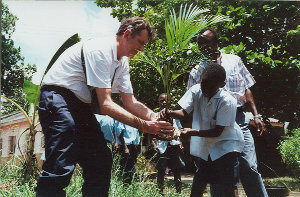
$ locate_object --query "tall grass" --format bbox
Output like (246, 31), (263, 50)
(0, 154), (191, 196)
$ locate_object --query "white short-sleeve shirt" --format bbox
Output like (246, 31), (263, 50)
(42, 37), (133, 103)
(178, 84), (244, 161)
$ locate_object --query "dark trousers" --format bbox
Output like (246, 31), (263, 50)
(191, 152), (239, 197)
(36, 85), (113, 197)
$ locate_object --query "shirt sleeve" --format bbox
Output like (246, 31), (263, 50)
(238, 58), (256, 89)
(112, 58), (133, 94)
(178, 84), (199, 114)
(216, 96), (237, 127)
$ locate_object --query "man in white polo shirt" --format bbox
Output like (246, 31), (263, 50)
(36, 17), (173, 197)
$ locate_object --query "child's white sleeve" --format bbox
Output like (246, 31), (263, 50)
(178, 84), (199, 114)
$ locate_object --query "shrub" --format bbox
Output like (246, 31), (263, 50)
(278, 128), (300, 175)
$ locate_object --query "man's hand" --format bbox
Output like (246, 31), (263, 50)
(254, 118), (265, 136)
(142, 120), (174, 135)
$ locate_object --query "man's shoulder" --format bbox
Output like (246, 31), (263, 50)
(221, 52), (242, 62)
(85, 37), (116, 52)
(191, 62), (209, 73)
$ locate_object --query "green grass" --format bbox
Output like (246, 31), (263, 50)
(0, 155), (191, 196)
(0, 155), (298, 196)
(263, 176), (300, 192)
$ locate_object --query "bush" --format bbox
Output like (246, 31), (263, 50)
(278, 128), (300, 175)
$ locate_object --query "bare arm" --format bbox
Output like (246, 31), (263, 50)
(121, 92), (158, 121)
(245, 88), (265, 135)
(96, 88), (173, 135)
(180, 125), (225, 137)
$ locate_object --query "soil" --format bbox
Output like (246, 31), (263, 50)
(165, 173), (300, 197)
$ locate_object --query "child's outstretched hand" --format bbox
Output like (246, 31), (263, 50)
(158, 108), (169, 121)
(180, 128), (191, 135)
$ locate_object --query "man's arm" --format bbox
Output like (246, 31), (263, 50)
(121, 92), (158, 121)
(245, 88), (265, 135)
(96, 88), (173, 135)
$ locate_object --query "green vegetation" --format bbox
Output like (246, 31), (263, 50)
(279, 128), (300, 176)
(23, 80), (39, 105)
(263, 177), (300, 192)
(140, 4), (229, 110)
(0, 155), (192, 197)
(1, 2), (37, 114)
(96, 0), (300, 129)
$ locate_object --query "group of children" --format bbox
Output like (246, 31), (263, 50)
(96, 62), (245, 197)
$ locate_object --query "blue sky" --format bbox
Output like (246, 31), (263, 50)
(5, 1), (120, 84)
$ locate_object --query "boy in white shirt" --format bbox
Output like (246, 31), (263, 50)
(162, 63), (244, 197)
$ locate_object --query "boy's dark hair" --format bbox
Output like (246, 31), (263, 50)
(203, 63), (226, 84)
(198, 27), (219, 44)
(116, 17), (155, 41)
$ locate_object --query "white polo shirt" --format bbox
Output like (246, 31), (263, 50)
(178, 84), (244, 161)
(42, 37), (133, 103)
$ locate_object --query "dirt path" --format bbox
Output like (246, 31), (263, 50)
(166, 173), (300, 197)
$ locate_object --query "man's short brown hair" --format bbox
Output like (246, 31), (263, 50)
(116, 17), (155, 41)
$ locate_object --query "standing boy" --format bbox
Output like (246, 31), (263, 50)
(153, 93), (185, 194)
(164, 63), (244, 197)
(188, 27), (267, 197)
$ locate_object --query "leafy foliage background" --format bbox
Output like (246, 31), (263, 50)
(96, 0), (300, 129)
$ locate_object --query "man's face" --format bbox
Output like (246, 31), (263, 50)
(200, 72), (220, 99)
(126, 29), (149, 58)
(197, 30), (218, 59)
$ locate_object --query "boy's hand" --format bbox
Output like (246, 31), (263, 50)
(180, 128), (191, 136)
(158, 108), (172, 120)
(123, 147), (130, 156)
(180, 128), (188, 135)
(113, 142), (120, 154)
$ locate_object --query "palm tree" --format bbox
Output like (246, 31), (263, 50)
(141, 4), (230, 111)
(1, 33), (81, 181)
